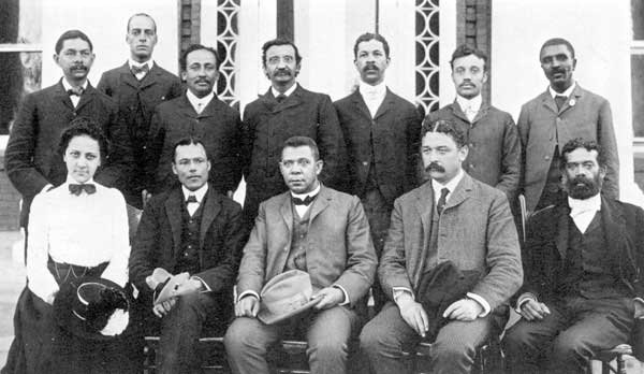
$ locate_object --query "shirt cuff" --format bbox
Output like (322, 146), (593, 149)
(237, 290), (260, 303)
(332, 285), (350, 306)
(191, 276), (211, 292)
(392, 287), (414, 306)
(466, 292), (491, 317)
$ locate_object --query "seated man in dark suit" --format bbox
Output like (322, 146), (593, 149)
(360, 119), (523, 374)
(503, 138), (644, 374)
(224, 136), (377, 374)
(130, 138), (247, 374)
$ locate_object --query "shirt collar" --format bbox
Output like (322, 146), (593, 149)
(182, 183), (209, 203)
(568, 193), (601, 216)
(186, 89), (214, 109)
(431, 169), (464, 200)
(272, 83), (298, 99)
(291, 183), (321, 200)
(456, 94), (482, 113)
(549, 81), (576, 99)
(359, 81), (387, 98)
(128, 59), (154, 71)
(61, 78), (89, 92)
(64, 175), (96, 186)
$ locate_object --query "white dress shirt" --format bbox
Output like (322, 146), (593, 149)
(568, 193), (601, 234)
(359, 81), (387, 118)
(290, 184), (321, 218)
(548, 81), (577, 100)
(129, 59), (154, 80)
(187, 90), (214, 114)
(271, 82), (298, 100)
(182, 183), (209, 216)
(61, 79), (89, 108)
(456, 94), (482, 123)
(27, 177), (130, 303)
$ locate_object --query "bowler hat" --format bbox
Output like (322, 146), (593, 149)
(54, 276), (130, 341)
(257, 270), (321, 325)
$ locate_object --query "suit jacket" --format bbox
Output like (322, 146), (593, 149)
(379, 173), (523, 311)
(518, 196), (644, 304)
(241, 85), (347, 214)
(145, 93), (242, 195)
(130, 185), (247, 305)
(518, 84), (619, 212)
(236, 185), (377, 307)
(97, 62), (183, 207)
(4, 80), (131, 227)
(425, 101), (521, 202)
(334, 89), (422, 203)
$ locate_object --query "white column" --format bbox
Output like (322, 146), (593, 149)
(438, 0), (457, 107)
(200, 0), (219, 47)
(492, 0), (642, 205)
(41, 1), (178, 86)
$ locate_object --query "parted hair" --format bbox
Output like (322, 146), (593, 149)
(280, 136), (320, 161)
(420, 118), (467, 148)
(58, 117), (108, 160)
(55, 30), (93, 54)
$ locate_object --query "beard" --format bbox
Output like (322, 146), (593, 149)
(565, 174), (602, 200)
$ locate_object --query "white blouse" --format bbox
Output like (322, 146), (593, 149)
(26, 179), (130, 303)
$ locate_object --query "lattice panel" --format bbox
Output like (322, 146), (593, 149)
(216, 0), (240, 108)
(415, 0), (440, 115)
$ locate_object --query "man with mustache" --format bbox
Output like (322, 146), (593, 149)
(97, 13), (182, 209)
(518, 38), (619, 214)
(502, 138), (644, 374)
(5, 29), (131, 248)
(424, 44), (520, 203)
(145, 44), (242, 200)
(241, 38), (346, 230)
(334, 33), (422, 312)
(360, 119), (522, 374)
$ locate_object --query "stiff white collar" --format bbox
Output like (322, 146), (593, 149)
(128, 59), (154, 71)
(272, 83), (298, 99)
(431, 169), (464, 204)
(182, 183), (209, 203)
(187, 90), (214, 112)
(456, 94), (482, 114)
(549, 81), (576, 99)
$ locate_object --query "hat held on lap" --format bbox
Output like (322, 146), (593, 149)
(55, 276), (130, 341)
(258, 270), (321, 325)
(146, 267), (193, 305)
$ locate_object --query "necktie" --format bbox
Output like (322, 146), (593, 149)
(554, 95), (567, 111)
(292, 194), (317, 206)
(67, 87), (84, 97)
(186, 195), (198, 216)
(276, 94), (287, 103)
(131, 64), (150, 76)
(186, 195), (198, 203)
(196, 102), (204, 114)
(69, 183), (96, 196)
(464, 106), (477, 122)
(436, 188), (449, 215)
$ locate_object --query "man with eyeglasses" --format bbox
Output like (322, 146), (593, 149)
(5, 29), (131, 250)
(225, 136), (377, 374)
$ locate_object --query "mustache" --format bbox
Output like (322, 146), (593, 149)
(362, 64), (379, 73)
(195, 78), (212, 84)
(425, 162), (445, 173)
(71, 64), (88, 71)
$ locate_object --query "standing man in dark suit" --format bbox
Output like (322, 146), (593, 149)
(334, 32), (421, 311)
(145, 44), (242, 199)
(360, 119), (522, 374)
(503, 138), (644, 374)
(130, 138), (246, 374)
(4, 29), (131, 233)
(225, 136), (376, 374)
(424, 44), (520, 202)
(241, 38), (346, 230)
(518, 38), (619, 213)
(97, 13), (182, 209)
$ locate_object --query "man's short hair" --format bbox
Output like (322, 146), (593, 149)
(180, 44), (220, 71)
(172, 138), (209, 163)
(540, 37), (576, 60)
(280, 136), (320, 161)
(58, 117), (108, 160)
(261, 38), (302, 66)
(421, 118), (467, 148)
(55, 30), (93, 54)
(450, 44), (488, 71)
(127, 13), (157, 33)
(353, 32), (390, 59)
(559, 138), (606, 170)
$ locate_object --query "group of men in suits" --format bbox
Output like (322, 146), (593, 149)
(3, 10), (641, 374)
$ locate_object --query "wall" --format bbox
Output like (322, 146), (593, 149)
(491, 0), (644, 205)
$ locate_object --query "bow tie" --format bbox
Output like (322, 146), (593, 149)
(276, 94), (287, 103)
(292, 194), (317, 206)
(69, 183), (96, 196)
(67, 87), (84, 97)
(131, 64), (150, 76)
(186, 195), (198, 204)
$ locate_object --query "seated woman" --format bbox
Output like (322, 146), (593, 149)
(2, 117), (134, 374)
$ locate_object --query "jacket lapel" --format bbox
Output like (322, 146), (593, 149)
(165, 189), (185, 258)
(601, 197), (626, 257)
(308, 185), (331, 223)
(471, 102), (489, 124)
(199, 188), (221, 250)
(555, 203), (570, 260)
(373, 89), (395, 120)
(351, 90), (372, 120)
(540, 89), (558, 114)
(118, 62), (141, 89)
(139, 63), (162, 90)
(451, 101), (470, 123)
(75, 83), (96, 113)
(177, 94), (198, 118)
(279, 192), (294, 239)
(412, 183), (434, 287)
(273, 85), (303, 113)
(558, 84), (583, 114)
(54, 81), (75, 110)
(441, 174), (473, 213)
